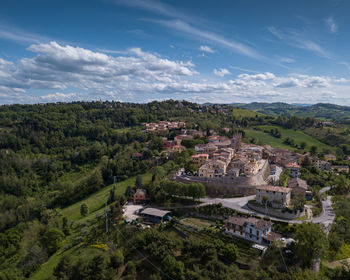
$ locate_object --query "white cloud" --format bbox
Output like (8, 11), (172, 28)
(199, 45), (215, 53)
(114, 0), (265, 60)
(214, 68), (231, 77)
(153, 19), (265, 60)
(0, 41), (196, 92)
(0, 25), (51, 45)
(267, 26), (331, 58)
(238, 72), (276, 81)
(325, 16), (338, 33)
(1, 42), (350, 105)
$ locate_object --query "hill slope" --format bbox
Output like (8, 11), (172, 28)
(232, 102), (350, 123)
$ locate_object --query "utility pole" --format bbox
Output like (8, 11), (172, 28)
(105, 197), (108, 233)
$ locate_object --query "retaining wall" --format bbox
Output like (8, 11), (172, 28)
(247, 201), (304, 220)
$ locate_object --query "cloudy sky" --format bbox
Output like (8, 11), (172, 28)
(1, 0), (350, 105)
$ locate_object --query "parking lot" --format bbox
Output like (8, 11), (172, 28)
(123, 204), (143, 221)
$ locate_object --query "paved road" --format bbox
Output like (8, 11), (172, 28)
(200, 187), (335, 230)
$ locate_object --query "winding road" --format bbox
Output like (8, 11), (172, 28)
(200, 187), (335, 231)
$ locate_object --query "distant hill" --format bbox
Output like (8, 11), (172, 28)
(231, 102), (350, 123)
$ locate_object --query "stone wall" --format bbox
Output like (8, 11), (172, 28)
(175, 160), (270, 196)
(247, 201), (304, 220)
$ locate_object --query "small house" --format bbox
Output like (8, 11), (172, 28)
(133, 189), (148, 204)
(288, 178), (308, 195)
(140, 208), (171, 224)
(225, 216), (281, 245)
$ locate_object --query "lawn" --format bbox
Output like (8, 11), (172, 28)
(245, 125), (336, 153)
(180, 217), (215, 230)
(59, 172), (152, 221)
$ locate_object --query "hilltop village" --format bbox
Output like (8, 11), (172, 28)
(121, 120), (346, 249)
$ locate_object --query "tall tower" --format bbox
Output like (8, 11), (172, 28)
(232, 132), (242, 151)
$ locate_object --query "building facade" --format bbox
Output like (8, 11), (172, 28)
(225, 216), (280, 245)
(256, 185), (292, 208)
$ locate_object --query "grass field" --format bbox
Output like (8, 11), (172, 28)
(232, 108), (265, 118)
(245, 125), (336, 153)
(60, 172), (152, 221)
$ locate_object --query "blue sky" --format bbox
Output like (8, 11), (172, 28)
(1, 0), (350, 104)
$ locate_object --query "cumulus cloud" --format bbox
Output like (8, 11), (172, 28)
(238, 72), (276, 81)
(214, 68), (231, 77)
(199, 45), (215, 53)
(0, 41), (196, 92)
(1, 42), (350, 105)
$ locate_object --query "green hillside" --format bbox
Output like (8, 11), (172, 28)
(245, 125), (337, 153)
(234, 102), (350, 123)
(31, 172), (152, 279)
(60, 173), (152, 221)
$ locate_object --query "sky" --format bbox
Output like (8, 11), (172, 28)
(1, 0), (350, 105)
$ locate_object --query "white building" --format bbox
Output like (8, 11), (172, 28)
(256, 185), (292, 208)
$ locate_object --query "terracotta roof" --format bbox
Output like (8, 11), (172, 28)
(288, 178), (308, 190)
(225, 216), (247, 226)
(257, 185), (292, 193)
(245, 217), (273, 229)
(264, 231), (281, 242)
(225, 216), (272, 230)
(285, 162), (300, 168)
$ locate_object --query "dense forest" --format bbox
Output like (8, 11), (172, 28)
(1, 100), (350, 279)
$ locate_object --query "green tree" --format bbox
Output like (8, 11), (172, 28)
(187, 183), (206, 200)
(80, 203), (88, 217)
(54, 255), (72, 280)
(135, 175), (143, 188)
(300, 142), (306, 150)
(310, 145), (318, 156)
(152, 166), (166, 182)
(41, 228), (65, 255)
(124, 185), (134, 199)
(223, 243), (239, 262)
(88, 255), (107, 280)
(124, 261), (137, 280)
(301, 156), (312, 168)
(62, 216), (70, 235)
(110, 249), (124, 269)
(161, 255), (185, 280)
(291, 192), (306, 211)
(294, 223), (326, 267)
